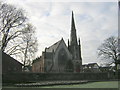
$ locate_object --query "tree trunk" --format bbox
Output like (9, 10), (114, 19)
(23, 41), (29, 71)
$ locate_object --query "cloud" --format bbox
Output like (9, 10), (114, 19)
(3, 1), (118, 64)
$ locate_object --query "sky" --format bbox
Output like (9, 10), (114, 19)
(3, 0), (118, 65)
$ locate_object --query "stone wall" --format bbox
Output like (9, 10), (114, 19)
(3, 72), (109, 83)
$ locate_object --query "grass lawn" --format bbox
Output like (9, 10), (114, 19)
(41, 81), (119, 88)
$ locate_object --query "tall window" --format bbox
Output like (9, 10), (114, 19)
(58, 48), (68, 66)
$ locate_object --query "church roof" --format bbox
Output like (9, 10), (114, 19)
(46, 39), (63, 52)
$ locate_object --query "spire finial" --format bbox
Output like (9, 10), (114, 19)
(72, 11), (74, 16)
(71, 11), (75, 30)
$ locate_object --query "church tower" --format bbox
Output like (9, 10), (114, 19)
(69, 11), (82, 72)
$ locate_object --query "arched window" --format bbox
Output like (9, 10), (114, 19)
(58, 48), (68, 66)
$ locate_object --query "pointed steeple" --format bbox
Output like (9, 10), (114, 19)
(70, 11), (78, 46)
(69, 11), (82, 72)
(69, 11), (79, 60)
(71, 11), (76, 30)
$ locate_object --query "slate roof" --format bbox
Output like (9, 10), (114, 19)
(2, 51), (23, 66)
(46, 39), (63, 52)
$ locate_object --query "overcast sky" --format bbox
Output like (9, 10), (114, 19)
(3, 0), (118, 65)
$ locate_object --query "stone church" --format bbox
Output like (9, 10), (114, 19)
(32, 11), (82, 73)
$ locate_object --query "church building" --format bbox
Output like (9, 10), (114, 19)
(32, 11), (82, 73)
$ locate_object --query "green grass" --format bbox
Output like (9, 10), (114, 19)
(41, 81), (119, 88)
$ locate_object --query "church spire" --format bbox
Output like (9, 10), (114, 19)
(71, 11), (76, 30)
(70, 11), (78, 46)
(69, 11), (82, 72)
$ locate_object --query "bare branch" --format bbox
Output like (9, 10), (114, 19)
(97, 36), (118, 70)
(0, 2), (27, 51)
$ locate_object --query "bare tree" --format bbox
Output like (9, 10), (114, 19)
(98, 36), (118, 70)
(20, 23), (38, 67)
(0, 2), (27, 52)
(0, 2), (38, 68)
